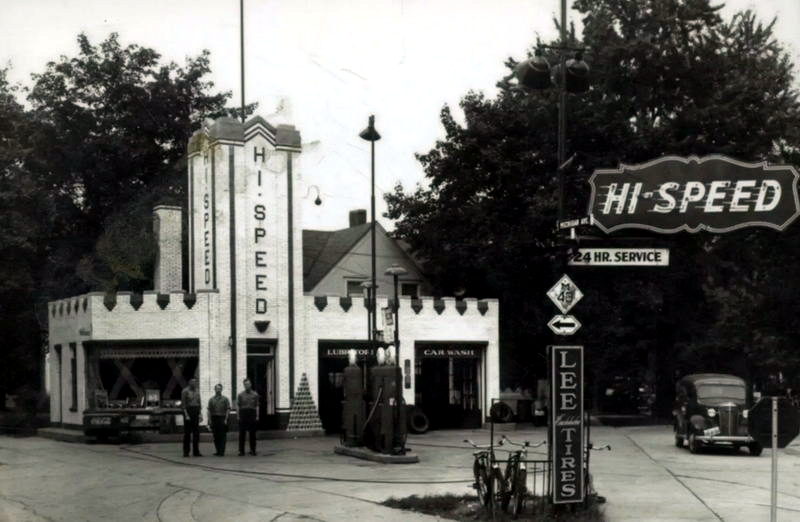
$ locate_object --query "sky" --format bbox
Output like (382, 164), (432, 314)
(2, 0), (799, 231)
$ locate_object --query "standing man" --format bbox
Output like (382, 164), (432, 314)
(181, 378), (202, 457)
(237, 378), (259, 456)
(207, 383), (231, 456)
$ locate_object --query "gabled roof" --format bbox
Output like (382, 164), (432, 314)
(302, 223), (371, 292)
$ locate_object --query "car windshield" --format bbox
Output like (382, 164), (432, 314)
(696, 384), (746, 403)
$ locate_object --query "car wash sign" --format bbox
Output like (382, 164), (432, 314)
(551, 345), (584, 504)
(588, 155), (800, 234)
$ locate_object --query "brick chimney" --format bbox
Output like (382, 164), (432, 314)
(349, 209), (367, 227)
(153, 205), (183, 293)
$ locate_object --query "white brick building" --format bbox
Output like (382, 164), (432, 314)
(46, 115), (500, 432)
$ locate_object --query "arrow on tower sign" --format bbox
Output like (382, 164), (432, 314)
(548, 315), (582, 336)
(546, 274), (584, 314)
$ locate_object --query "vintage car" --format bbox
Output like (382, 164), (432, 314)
(673, 373), (762, 456)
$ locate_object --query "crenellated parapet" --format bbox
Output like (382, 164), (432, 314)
(48, 290), (215, 319)
(307, 294), (497, 317)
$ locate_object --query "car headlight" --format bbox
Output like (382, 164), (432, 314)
(743, 409), (748, 419)
(707, 408), (717, 418)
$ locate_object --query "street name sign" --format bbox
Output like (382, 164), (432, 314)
(558, 216), (593, 230)
(748, 397), (800, 449)
(551, 345), (585, 504)
(547, 275), (583, 314)
(568, 248), (670, 267)
(588, 155), (800, 234)
(548, 314), (582, 336)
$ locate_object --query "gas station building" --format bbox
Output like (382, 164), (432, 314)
(46, 115), (500, 433)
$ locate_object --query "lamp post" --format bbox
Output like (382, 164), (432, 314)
(514, 0), (589, 224)
(360, 280), (375, 391)
(385, 263), (408, 454)
(359, 116), (381, 346)
(514, 0), (590, 483)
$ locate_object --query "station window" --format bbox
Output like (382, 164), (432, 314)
(346, 280), (367, 297)
(401, 283), (419, 297)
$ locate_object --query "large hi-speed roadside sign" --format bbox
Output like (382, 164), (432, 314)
(588, 155), (800, 234)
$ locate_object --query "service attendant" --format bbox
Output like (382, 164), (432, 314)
(181, 378), (202, 457)
(237, 379), (260, 456)
(207, 383), (231, 456)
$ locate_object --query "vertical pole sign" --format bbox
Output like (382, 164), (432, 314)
(551, 345), (584, 504)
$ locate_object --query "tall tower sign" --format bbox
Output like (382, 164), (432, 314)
(187, 116), (303, 413)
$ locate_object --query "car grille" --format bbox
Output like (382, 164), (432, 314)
(718, 405), (738, 436)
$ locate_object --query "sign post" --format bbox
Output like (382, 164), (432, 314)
(771, 397), (777, 522)
(748, 396), (800, 522)
(550, 345), (584, 504)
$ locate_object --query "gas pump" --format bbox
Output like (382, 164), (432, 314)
(364, 346), (407, 454)
(341, 350), (365, 447)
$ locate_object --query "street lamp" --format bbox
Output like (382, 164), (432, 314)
(384, 263), (407, 454)
(513, 0), (590, 224)
(384, 264), (407, 350)
(359, 115), (381, 347)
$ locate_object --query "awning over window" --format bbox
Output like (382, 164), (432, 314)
(99, 346), (199, 359)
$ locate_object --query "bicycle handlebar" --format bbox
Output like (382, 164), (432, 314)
(464, 439), (493, 450)
(589, 443), (611, 451)
(500, 435), (546, 448)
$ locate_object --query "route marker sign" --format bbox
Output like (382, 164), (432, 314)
(547, 275), (583, 314)
(568, 248), (670, 267)
(548, 315), (582, 336)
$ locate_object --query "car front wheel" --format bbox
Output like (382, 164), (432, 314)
(688, 433), (701, 454)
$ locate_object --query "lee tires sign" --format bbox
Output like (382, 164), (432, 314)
(551, 345), (584, 504)
(588, 155), (800, 234)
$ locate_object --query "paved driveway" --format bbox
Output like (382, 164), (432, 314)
(1, 426), (799, 521)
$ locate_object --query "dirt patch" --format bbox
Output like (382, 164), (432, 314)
(382, 493), (605, 521)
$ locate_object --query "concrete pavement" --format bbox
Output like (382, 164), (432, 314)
(2, 425), (800, 520)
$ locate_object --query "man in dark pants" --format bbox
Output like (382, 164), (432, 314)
(237, 378), (259, 456)
(207, 383), (231, 456)
(181, 378), (202, 457)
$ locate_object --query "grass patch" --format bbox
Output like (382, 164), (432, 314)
(382, 493), (605, 521)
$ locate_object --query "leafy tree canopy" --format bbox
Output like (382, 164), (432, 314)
(386, 0), (800, 410)
(0, 33), (251, 396)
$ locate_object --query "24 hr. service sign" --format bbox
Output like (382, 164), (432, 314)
(588, 155), (800, 234)
(551, 345), (584, 504)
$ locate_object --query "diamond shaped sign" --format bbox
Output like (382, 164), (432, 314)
(546, 274), (583, 314)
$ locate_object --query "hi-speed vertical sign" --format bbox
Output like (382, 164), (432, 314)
(551, 345), (584, 504)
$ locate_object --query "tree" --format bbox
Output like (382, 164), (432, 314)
(0, 33), (252, 400)
(386, 0), (800, 411)
(27, 33), (253, 295)
(0, 68), (49, 406)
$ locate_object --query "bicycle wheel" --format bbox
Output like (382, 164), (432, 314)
(501, 458), (519, 512)
(489, 466), (507, 511)
(473, 458), (490, 507)
(510, 468), (527, 518)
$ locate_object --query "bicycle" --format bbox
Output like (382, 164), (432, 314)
(464, 439), (506, 515)
(499, 435), (546, 518)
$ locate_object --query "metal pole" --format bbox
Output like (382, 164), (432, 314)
(370, 137), (377, 340)
(557, 0), (567, 222)
(771, 396), (778, 522)
(240, 0), (245, 123)
(393, 274), (403, 453)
